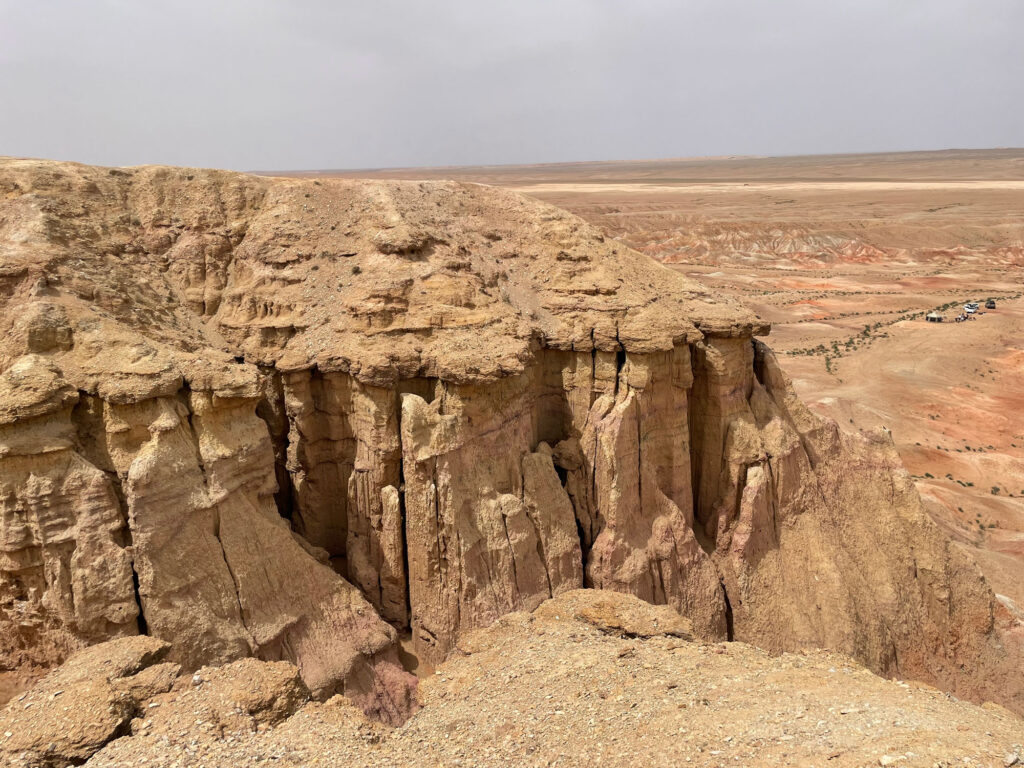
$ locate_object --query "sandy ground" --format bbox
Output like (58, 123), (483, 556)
(296, 149), (1024, 607)
(514, 181), (1024, 195)
(79, 592), (1024, 768)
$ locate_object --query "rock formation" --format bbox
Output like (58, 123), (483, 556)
(5, 593), (1022, 768)
(0, 157), (1021, 719)
(0, 635), (311, 767)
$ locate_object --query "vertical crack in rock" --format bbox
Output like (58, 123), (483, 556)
(587, 402), (602, 569)
(685, 342), (714, 555)
(499, 501), (521, 605)
(633, 372), (642, 554)
(764, 460), (780, 541)
(394, 398), (413, 628)
(730, 463), (748, 547)
(130, 567), (148, 636)
(431, 459), (443, 614)
(209, 508), (246, 637)
(255, 367), (294, 522)
(67, 390), (146, 643)
(520, 456), (554, 599)
(577, 523), (589, 575)
(91, 459), (147, 637)
(613, 326), (626, 398)
(721, 579), (735, 641)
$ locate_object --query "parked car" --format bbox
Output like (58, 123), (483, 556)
(985, 299), (996, 309)
(964, 302), (980, 314)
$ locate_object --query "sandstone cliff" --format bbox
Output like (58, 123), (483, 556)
(0, 157), (1020, 718)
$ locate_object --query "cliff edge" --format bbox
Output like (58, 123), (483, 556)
(0, 157), (1020, 720)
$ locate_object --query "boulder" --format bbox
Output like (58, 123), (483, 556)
(0, 636), (172, 767)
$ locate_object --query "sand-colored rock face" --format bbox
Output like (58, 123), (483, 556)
(0, 157), (1021, 718)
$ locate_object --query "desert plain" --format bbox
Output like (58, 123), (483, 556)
(303, 148), (1024, 610)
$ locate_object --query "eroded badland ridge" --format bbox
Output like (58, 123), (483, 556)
(318, 149), (1024, 624)
(0, 157), (1022, 766)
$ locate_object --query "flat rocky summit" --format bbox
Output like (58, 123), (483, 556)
(0, 157), (763, 389)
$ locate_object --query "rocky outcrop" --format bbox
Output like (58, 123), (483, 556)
(0, 348), (416, 721)
(0, 636), (313, 768)
(0, 636), (175, 767)
(698, 338), (1024, 708)
(0, 157), (1020, 717)
(531, 588), (696, 640)
(73, 592), (1024, 768)
(0, 355), (139, 671)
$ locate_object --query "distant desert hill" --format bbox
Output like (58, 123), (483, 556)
(269, 147), (1024, 184)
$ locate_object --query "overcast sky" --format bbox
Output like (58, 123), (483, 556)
(1, 0), (1021, 171)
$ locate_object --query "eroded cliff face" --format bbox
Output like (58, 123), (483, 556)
(0, 158), (1020, 718)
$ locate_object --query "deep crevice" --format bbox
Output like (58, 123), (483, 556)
(395, 392), (413, 628)
(255, 367), (294, 522)
(613, 327), (626, 397)
(131, 564), (148, 636)
(721, 579), (735, 641)
(574, 515), (589, 574)
(686, 341), (716, 555)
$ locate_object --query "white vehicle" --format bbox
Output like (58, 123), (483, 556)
(964, 302), (980, 314)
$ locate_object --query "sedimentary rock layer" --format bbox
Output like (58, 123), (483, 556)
(0, 158), (1020, 717)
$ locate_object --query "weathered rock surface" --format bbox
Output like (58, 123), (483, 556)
(0, 637), (313, 767)
(0, 636), (174, 767)
(76, 593), (1024, 767)
(130, 657), (310, 742)
(531, 587), (695, 640)
(0, 157), (1021, 720)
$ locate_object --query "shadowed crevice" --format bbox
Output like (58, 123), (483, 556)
(721, 579), (735, 642)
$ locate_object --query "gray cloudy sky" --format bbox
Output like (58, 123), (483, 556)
(1, 0), (1021, 170)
